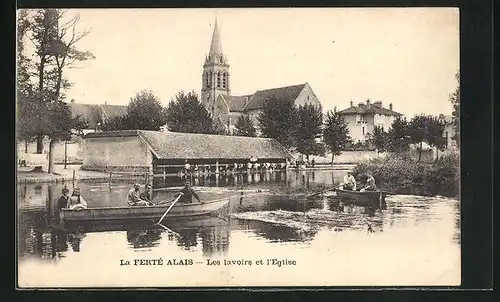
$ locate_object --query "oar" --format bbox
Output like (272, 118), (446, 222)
(306, 185), (342, 199)
(155, 194), (182, 225)
(156, 223), (181, 238)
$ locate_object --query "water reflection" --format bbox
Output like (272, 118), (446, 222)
(17, 170), (460, 286)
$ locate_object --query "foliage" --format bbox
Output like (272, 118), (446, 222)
(323, 110), (351, 162)
(408, 114), (447, 161)
(165, 91), (225, 135)
(295, 103), (325, 158)
(386, 116), (411, 153)
(258, 97), (297, 149)
(100, 115), (129, 131)
(126, 90), (167, 131)
(449, 72), (460, 147)
(368, 125), (388, 153)
(17, 9), (93, 172)
(234, 115), (257, 137)
(352, 151), (459, 197)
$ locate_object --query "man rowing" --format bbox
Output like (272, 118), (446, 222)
(340, 171), (357, 191)
(177, 179), (204, 204)
(127, 183), (151, 206)
(360, 172), (378, 192)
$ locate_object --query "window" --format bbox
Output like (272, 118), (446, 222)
(222, 73), (226, 88)
(362, 127), (365, 135)
(204, 72), (209, 88)
(208, 71), (212, 88)
(217, 72), (221, 88)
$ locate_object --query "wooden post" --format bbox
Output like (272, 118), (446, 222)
(72, 170), (76, 189)
(64, 140), (68, 169)
(109, 171), (112, 188)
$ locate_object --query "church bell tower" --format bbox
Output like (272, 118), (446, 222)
(201, 18), (230, 117)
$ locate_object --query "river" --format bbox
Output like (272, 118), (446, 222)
(17, 170), (460, 287)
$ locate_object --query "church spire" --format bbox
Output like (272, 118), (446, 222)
(207, 18), (226, 64)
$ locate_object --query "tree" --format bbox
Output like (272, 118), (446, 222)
(165, 91), (224, 134)
(426, 116), (447, 161)
(368, 125), (388, 153)
(295, 103), (325, 159)
(20, 9), (92, 173)
(408, 114), (447, 162)
(234, 115), (256, 137)
(126, 90), (167, 131)
(101, 115), (129, 131)
(386, 116), (411, 153)
(449, 72), (460, 148)
(323, 110), (351, 163)
(258, 97), (297, 149)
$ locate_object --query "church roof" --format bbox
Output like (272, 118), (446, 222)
(242, 83), (307, 111)
(225, 96), (250, 112)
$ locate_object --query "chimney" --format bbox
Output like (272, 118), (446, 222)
(389, 103), (393, 110)
(104, 101), (107, 105)
(350, 101), (353, 107)
(70, 99), (75, 104)
(358, 102), (364, 107)
(366, 99), (371, 106)
(374, 101), (382, 108)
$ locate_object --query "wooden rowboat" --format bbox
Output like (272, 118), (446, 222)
(60, 198), (230, 222)
(335, 189), (387, 209)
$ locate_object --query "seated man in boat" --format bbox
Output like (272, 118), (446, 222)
(178, 180), (204, 204)
(128, 183), (151, 206)
(340, 171), (357, 191)
(57, 188), (71, 211)
(139, 184), (153, 204)
(360, 172), (378, 192)
(68, 188), (88, 210)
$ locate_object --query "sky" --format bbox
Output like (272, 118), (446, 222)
(48, 8), (458, 117)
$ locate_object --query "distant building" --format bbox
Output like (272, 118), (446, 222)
(200, 19), (322, 134)
(67, 99), (127, 132)
(438, 114), (457, 149)
(82, 130), (290, 174)
(17, 100), (127, 166)
(337, 99), (403, 143)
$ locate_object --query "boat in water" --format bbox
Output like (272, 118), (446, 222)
(60, 198), (230, 222)
(334, 189), (387, 209)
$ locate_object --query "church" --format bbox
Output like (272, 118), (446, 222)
(200, 19), (323, 133)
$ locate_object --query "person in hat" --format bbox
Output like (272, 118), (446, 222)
(68, 188), (88, 210)
(360, 172), (378, 192)
(140, 184), (153, 204)
(127, 183), (150, 206)
(57, 188), (71, 211)
(177, 179), (204, 204)
(340, 171), (357, 191)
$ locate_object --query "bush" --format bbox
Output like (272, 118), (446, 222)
(352, 151), (459, 197)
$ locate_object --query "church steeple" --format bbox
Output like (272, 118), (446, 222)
(206, 18), (227, 65)
(201, 17), (231, 123)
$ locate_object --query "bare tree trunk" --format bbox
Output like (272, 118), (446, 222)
(331, 153), (335, 165)
(418, 141), (422, 162)
(24, 140), (28, 153)
(48, 139), (57, 174)
(435, 147), (439, 162)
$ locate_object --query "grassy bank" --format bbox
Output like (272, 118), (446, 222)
(352, 151), (459, 198)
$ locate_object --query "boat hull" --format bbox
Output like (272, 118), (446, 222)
(336, 189), (387, 209)
(60, 198), (229, 222)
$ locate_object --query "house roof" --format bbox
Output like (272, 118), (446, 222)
(67, 102), (127, 128)
(337, 103), (402, 116)
(242, 83), (307, 111)
(84, 130), (290, 160)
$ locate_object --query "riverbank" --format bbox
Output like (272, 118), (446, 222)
(18, 164), (354, 184)
(352, 151), (459, 198)
(17, 165), (112, 183)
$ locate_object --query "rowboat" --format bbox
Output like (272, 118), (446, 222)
(59, 198), (230, 222)
(335, 189), (387, 209)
